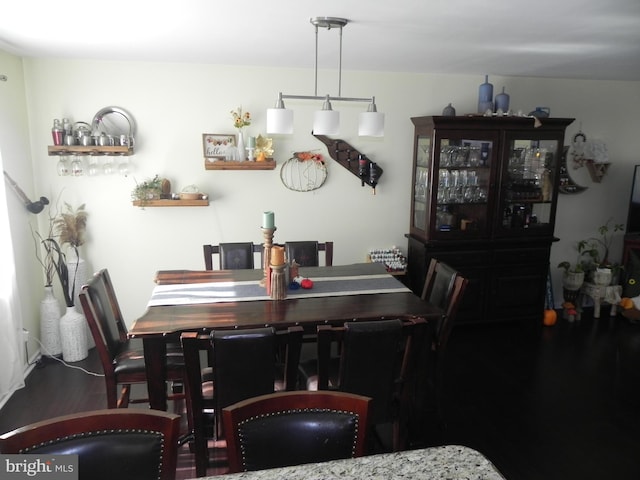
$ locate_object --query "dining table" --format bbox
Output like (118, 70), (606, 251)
(197, 445), (507, 479)
(129, 262), (442, 411)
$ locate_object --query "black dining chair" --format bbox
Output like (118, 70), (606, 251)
(203, 242), (263, 270)
(222, 391), (371, 473)
(180, 326), (303, 477)
(79, 269), (185, 409)
(299, 317), (428, 452)
(0, 409), (181, 480)
(419, 258), (468, 428)
(285, 241), (333, 267)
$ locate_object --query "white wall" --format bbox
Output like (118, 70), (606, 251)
(6, 55), (640, 337)
(0, 51), (41, 359)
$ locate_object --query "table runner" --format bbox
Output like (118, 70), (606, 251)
(148, 273), (411, 307)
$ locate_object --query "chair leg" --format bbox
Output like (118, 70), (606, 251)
(116, 384), (131, 408)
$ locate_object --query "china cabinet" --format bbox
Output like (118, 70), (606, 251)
(406, 115), (574, 325)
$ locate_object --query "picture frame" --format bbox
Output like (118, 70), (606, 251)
(202, 133), (236, 160)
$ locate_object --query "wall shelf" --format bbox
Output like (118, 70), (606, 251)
(204, 159), (276, 170)
(48, 145), (134, 156)
(132, 199), (209, 207)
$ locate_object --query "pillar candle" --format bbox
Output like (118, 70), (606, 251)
(248, 136), (256, 148)
(262, 211), (275, 229)
(271, 245), (285, 266)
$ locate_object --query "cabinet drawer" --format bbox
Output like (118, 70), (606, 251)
(493, 247), (549, 265)
(432, 250), (490, 268)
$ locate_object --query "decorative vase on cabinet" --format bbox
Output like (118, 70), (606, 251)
(406, 115), (574, 325)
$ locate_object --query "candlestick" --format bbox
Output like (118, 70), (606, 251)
(271, 245), (285, 266)
(247, 147), (255, 161)
(260, 226), (276, 287)
(262, 211), (275, 229)
(270, 263), (287, 300)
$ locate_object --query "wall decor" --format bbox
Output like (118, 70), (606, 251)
(280, 152), (328, 192)
(202, 133), (237, 161)
(312, 134), (383, 192)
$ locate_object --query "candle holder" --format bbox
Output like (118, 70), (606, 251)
(260, 227), (276, 287)
(270, 263), (287, 300)
(247, 147), (255, 161)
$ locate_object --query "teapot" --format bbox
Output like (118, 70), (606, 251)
(529, 107), (550, 118)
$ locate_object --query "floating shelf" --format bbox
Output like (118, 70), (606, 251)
(48, 145), (134, 156)
(132, 199), (209, 207)
(204, 159), (276, 170)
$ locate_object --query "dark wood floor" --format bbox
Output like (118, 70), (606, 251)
(2, 307), (640, 479)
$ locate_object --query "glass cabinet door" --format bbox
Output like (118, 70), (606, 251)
(497, 136), (560, 236)
(412, 135), (430, 233)
(430, 135), (496, 239)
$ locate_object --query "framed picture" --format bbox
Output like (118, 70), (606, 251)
(202, 133), (236, 160)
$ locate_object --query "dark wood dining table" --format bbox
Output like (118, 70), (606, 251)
(129, 263), (442, 411)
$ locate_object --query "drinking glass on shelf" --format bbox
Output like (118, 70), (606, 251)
(70, 156), (84, 176)
(56, 156), (69, 176)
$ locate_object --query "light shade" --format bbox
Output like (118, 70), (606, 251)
(313, 109), (340, 135)
(266, 107), (294, 134)
(358, 111), (385, 137)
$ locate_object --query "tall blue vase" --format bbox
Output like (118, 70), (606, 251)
(477, 75), (494, 113)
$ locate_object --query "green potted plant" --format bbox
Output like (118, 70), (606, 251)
(131, 175), (163, 206)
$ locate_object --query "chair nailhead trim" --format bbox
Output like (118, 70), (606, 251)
(237, 408), (360, 471)
(22, 429), (166, 480)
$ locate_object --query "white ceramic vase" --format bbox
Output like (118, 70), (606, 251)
(236, 130), (245, 161)
(593, 267), (612, 287)
(67, 248), (94, 349)
(562, 271), (585, 291)
(59, 305), (89, 362)
(40, 286), (62, 357)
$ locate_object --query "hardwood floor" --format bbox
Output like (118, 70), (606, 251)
(2, 308), (640, 479)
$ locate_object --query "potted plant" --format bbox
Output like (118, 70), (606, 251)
(131, 175), (163, 205)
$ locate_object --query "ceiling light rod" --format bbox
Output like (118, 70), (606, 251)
(266, 16), (384, 136)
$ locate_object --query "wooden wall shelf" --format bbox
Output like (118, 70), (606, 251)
(204, 159), (276, 170)
(132, 199), (209, 207)
(48, 145), (134, 156)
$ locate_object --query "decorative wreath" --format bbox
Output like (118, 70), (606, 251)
(280, 151), (328, 192)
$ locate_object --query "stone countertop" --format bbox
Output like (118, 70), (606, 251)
(201, 445), (506, 480)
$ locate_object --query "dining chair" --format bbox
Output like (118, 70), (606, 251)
(79, 269), (185, 409)
(203, 242), (263, 270)
(180, 326), (303, 477)
(284, 241), (334, 267)
(300, 317), (428, 452)
(419, 259), (469, 428)
(222, 390), (371, 473)
(0, 409), (181, 480)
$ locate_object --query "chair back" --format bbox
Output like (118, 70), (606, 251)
(79, 270), (127, 372)
(285, 241), (334, 267)
(181, 326), (302, 477)
(420, 259), (468, 350)
(317, 319), (426, 425)
(222, 391), (371, 473)
(203, 242), (263, 270)
(0, 409), (181, 480)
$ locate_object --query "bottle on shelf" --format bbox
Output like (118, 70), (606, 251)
(52, 119), (63, 146)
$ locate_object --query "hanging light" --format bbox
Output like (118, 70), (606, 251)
(266, 17), (384, 137)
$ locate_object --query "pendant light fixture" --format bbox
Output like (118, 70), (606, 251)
(266, 17), (384, 137)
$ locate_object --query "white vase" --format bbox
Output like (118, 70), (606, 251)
(59, 306), (89, 362)
(67, 248), (94, 349)
(236, 130), (245, 161)
(593, 267), (612, 287)
(40, 286), (62, 357)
